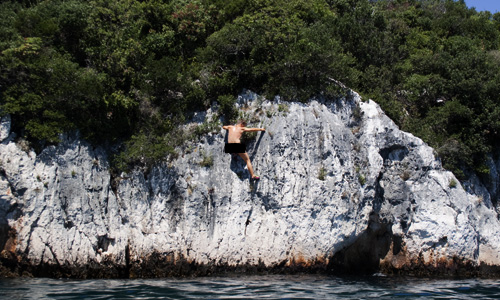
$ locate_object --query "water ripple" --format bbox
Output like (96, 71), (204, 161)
(1, 275), (499, 299)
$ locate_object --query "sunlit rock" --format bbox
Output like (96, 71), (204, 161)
(0, 91), (499, 278)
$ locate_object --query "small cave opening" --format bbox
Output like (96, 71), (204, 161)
(328, 213), (393, 275)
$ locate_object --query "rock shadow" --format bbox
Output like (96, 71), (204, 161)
(0, 170), (22, 276)
(328, 212), (393, 274)
(249, 131), (265, 161)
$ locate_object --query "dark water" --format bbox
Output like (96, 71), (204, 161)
(1, 275), (499, 299)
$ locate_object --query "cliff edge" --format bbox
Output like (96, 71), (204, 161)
(1, 91), (499, 278)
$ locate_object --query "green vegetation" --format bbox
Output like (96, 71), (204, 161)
(358, 174), (366, 186)
(318, 166), (327, 181)
(355, 165), (366, 185)
(449, 178), (458, 188)
(1, 0), (500, 178)
(199, 150), (214, 168)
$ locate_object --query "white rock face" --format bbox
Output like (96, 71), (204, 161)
(0, 114), (10, 143)
(0, 92), (499, 278)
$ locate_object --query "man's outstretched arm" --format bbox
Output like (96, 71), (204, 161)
(243, 127), (266, 132)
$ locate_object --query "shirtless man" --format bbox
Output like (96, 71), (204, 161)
(223, 120), (265, 180)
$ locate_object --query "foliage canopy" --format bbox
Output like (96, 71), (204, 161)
(1, 0), (500, 177)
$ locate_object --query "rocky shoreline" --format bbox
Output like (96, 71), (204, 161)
(2, 250), (500, 279)
(1, 91), (500, 279)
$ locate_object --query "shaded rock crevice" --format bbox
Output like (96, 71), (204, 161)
(328, 212), (393, 274)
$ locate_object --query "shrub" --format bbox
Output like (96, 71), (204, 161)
(318, 166), (327, 181)
(199, 151), (214, 168)
(358, 174), (366, 186)
(449, 179), (458, 188)
(217, 94), (238, 124)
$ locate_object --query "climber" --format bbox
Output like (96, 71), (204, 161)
(223, 120), (265, 180)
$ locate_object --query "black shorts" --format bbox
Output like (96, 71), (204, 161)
(224, 143), (246, 153)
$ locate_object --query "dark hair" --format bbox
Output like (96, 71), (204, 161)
(238, 120), (247, 126)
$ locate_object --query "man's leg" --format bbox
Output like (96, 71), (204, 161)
(238, 152), (256, 178)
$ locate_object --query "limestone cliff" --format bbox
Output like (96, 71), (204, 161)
(1, 91), (499, 278)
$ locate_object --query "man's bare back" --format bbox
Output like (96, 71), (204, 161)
(224, 124), (264, 143)
(225, 124), (245, 143)
(222, 121), (265, 179)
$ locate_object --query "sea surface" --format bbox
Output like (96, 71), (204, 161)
(0, 274), (499, 299)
